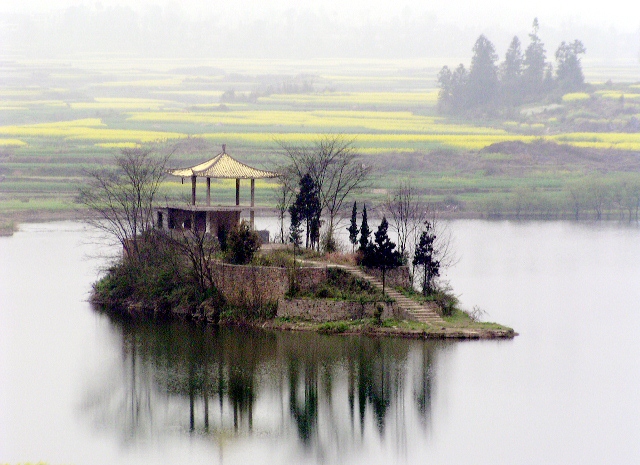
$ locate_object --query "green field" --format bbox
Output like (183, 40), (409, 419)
(1, 58), (640, 226)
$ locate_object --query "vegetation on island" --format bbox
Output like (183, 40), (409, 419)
(84, 143), (511, 337)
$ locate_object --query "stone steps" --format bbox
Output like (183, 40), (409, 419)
(335, 265), (445, 325)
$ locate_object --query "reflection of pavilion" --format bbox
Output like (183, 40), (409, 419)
(155, 145), (278, 237)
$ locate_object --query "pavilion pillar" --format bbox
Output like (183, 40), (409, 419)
(206, 177), (211, 206)
(250, 178), (255, 229)
(191, 175), (197, 206)
(235, 178), (240, 206)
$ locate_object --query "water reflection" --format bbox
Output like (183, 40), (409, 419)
(83, 312), (447, 456)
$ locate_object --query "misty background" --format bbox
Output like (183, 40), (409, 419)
(0, 3), (638, 67)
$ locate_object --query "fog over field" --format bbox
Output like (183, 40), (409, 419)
(1, 0), (638, 64)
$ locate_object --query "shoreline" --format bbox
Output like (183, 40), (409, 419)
(258, 318), (517, 340)
(2, 207), (635, 237)
(95, 299), (517, 340)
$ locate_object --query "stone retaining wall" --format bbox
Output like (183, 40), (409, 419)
(211, 262), (412, 320)
(212, 262), (327, 307)
(277, 298), (396, 321)
(363, 266), (411, 288)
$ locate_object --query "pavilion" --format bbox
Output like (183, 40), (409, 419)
(155, 144), (278, 240)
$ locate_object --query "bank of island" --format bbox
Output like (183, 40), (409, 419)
(89, 147), (515, 340)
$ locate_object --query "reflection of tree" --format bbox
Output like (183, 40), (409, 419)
(353, 339), (394, 434)
(288, 358), (318, 443)
(84, 310), (446, 453)
(414, 342), (435, 423)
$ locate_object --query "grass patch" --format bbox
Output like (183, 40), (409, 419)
(292, 267), (389, 302)
(317, 321), (351, 333)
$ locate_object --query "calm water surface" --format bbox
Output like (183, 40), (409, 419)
(1, 220), (639, 464)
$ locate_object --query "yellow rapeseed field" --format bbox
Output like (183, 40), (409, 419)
(562, 92), (591, 101)
(257, 91), (438, 106)
(95, 142), (141, 148)
(595, 90), (640, 99)
(93, 78), (184, 88)
(71, 98), (174, 110)
(0, 118), (186, 143)
(127, 109), (505, 135)
(0, 138), (27, 147)
(553, 132), (640, 150)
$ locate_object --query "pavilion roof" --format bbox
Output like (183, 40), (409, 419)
(168, 148), (278, 179)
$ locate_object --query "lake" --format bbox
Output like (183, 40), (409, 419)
(1, 219), (639, 464)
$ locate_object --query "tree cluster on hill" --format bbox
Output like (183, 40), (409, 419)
(437, 19), (586, 115)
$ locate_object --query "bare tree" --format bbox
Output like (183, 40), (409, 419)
(77, 147), (172, 258)
(278, 135), (372, 248)
(383, 180), (425, 260)
(163, 227), (220, 293)
(586, 176), (610, 220)
(617, 175), (640, 221)
(273, 174), (296, 243)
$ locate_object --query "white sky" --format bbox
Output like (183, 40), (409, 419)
(1, 0), (639, 33)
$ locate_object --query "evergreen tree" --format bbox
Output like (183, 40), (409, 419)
(522, 18), (547, 98)
(436, 65), (454, 113)
(309, 215), (321, 250)
(500, 36), (524, 105)
(467, 34), (499, 108)
(359, 203), (370, 253)
(347, 201), (358, 252)
(288, 203), (303, 295)
(437, 64), (468, 114)
(293, 173), (321, 249)
(412, 222), (440, 296)
(227, 220), (261, 265)
(368, 217), (402, 293)
(289, 203), (302, 248)
(555, 40), (586, 92)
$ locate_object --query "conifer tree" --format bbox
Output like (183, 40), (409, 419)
(523, 18), (547, 98)
(555, 40), (586, 92)
(289, 203), (302, 248)
(347, 201), (358, 252)
(359, 203), (370, 253)
(501, 36), (524, 105)
(413, 222), (440, 296)
(467, 34), (499, 108)
(293, 173), (321, 249)
(369, 216), (402, 293)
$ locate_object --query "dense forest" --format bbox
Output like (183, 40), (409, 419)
(437, 19), (587, 115)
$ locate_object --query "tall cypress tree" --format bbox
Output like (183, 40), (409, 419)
(370, 217), (402, 293)
(359, 203), (370, 253)
(413, 222), (440, 296)
(523, 18), (547, 98)
(467, 34), (499, 108)
(294, 173), (321, 249)
(501, 36), (524, 105)
(347, 201), (358, 252)
(555, 40), (586, 92)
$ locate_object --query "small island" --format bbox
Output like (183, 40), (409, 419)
(86, 144), (515, 340)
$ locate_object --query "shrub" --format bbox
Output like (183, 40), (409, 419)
(252, 248), (294, 267)
(226, 220), (261, 264)
(431, 285), (459, 317)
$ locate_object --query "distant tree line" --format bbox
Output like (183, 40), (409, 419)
(437, 19), (586, 115)
(477, 174), (640, 221)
